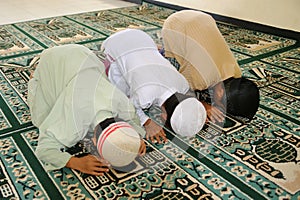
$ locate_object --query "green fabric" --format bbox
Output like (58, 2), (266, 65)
(28, 44), (144, 171)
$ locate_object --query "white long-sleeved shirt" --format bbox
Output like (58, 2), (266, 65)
(101, 29), (190, 125)
(27, 44), (145, 171)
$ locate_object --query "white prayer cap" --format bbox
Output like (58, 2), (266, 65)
(165, 93), (206, 137)
(96, 121), (141, 167)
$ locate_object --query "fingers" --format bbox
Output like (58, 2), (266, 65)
(145, 128), (157, 141)
(144, 120), (168, 144)
(83, 155), (111, 175)
(87, 155), (110, 166)
(149, 130), (167, 144)
(214, 110), (225, 122)
(139, 147), (146, 156)
(158, 130), (167, 144)
(94, 161), (110, 168)
(203, 103), (225, 123)
(92, 165), (109, 172)
(146, 132), (150, 141)
(211, 112), (224, 123)
(208, 107), (225, 123)
(139, 140), (146, 156)
(162, 133), (168, 143)
(89, 166), (109, 176)
(95, 156), (111, 166)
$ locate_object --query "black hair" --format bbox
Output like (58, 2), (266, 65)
(94, 117), (123, 140)
(224, 77), (260, 121)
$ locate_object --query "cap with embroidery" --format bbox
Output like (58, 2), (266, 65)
(96, 121), (141, 167)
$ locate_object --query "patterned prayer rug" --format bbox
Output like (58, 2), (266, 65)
(0, 2), (299, 199)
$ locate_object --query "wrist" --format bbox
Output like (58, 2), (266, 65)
(201, 101), (209, 109)
(66, 156), (78, 170)
(143, 119), (151, 126)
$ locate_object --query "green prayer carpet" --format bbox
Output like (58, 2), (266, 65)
(0, 1), (299, 199)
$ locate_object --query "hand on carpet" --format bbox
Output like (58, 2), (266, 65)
(66, 154), (110, 176)
(202, 102), (225, 123)
(138, 139), (147, 156)
(144, 119), (168, 144)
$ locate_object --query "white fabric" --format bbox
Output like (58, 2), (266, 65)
(102, 29), (190, 125)
(97, 121), (141, 167)
(171, 98), (206, 137)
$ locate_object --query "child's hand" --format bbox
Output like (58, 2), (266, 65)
(202, 102), (225, 123)
(138, 139), (147, 156)
(144, 119), (167, 144)
(66, 154), (110, 176)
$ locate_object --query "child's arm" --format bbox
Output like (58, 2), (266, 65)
(35, 132), (110, 175)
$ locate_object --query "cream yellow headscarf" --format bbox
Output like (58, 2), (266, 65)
(162, 10), (241, 91)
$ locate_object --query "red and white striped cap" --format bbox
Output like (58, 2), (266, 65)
(96, 121), (141, 167)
